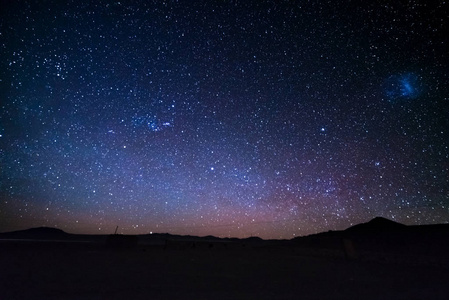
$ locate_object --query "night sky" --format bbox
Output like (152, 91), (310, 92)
(1, 0), (448, 239)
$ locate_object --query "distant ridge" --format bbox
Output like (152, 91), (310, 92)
(0, 227), (69, 239)
(291, 217), (410, 243)
(1, 217), (448, 243)
(344, 217), (407, 234)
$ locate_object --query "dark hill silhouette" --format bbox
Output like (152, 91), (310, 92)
(0, 227), (69, 240)
(287, 217), (449, 267)
(243, 236), (264, 242)
(2, 217), (448, 247)
(344, 216), (407, 234)
(291, 217), (409, 241)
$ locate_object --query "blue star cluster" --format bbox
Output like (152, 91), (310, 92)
(1, 0), (448, 238)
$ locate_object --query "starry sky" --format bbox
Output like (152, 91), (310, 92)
(1, 0), (448, 239)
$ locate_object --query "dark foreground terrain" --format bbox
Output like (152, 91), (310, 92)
(1, 218), (449, 300)
(0, 239), (448, 300)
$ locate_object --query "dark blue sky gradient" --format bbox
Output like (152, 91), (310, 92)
(1, 0), (448, 238)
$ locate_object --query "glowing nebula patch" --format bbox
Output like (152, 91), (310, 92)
(384, 73), (421, 101)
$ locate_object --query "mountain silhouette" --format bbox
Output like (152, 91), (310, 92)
(1, 217), (447, 244)
(0, 227), (69, 239)
(344, 217), (407, 234)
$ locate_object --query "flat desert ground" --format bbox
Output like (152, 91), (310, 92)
(1, 239), (448, 300)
